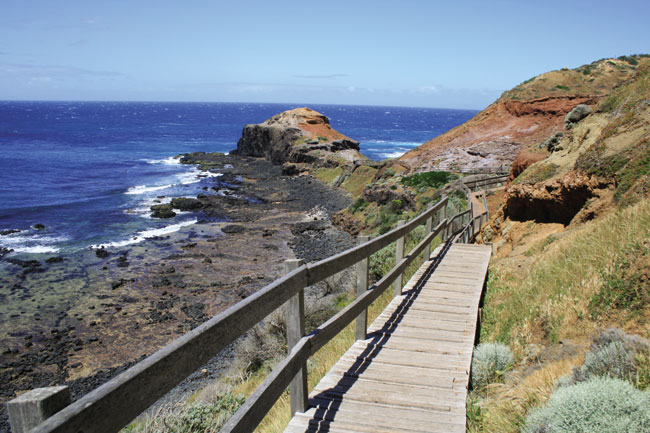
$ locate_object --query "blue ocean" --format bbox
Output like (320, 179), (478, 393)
(0, 101), (476, 255)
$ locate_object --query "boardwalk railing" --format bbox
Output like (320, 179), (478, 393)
(8, 176), (500, 433)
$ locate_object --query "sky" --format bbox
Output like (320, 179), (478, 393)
(1, 0), (649, 109)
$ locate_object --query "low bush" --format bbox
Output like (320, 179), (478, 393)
(562, 328), (650, 387)
(349, 197), (368, 213)
(125, 392), (245, 433)
(523, 377), (650, 433)
(470, 342), (514, 389)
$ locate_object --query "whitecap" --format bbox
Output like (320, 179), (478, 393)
(379, 151), (407, 159)
(10, 245), (59, 254)
(90, 219), (197, 249)
(145, 156), (181, 165)
(1, 233), (68, 254)
(125, 184), (173, 195)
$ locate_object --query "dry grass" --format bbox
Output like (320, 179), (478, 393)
(468, 356), (583, 433)
(482, 197), (650, 350)
(471, 197), (650, 432)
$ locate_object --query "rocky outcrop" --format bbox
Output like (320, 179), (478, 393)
(503, 172), (610, 225)
(508, 150), (547, 183)
(233, 108), (366, 168)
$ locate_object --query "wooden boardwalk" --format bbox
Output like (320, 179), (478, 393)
(285, 242), (491, 433)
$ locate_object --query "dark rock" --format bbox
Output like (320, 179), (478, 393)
(152, 277), (172, 287)
(6, 258), (41, 269)
(0, 229), (21, 236)
(170, 197), (203, 211)
(45, 256), (65, 264)
(150, 204), (176, 219)
(33, 224), (45, 230)
(221, 225), (245, 234)
(0, 247), (13, 259)
(281, 163), (300, 176)
(95, 248), (110, 259)
(543, 132), (565, 152)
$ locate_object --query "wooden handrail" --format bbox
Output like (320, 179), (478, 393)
(305, 198), (447, 285)
(15, 179), (496, 433)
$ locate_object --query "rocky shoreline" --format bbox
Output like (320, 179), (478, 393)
(0, 153), (355, 433)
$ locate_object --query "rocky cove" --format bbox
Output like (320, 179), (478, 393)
(0, 111), (361, 432)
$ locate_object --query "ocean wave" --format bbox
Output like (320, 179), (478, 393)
(0, 232), (68, 254)
(379, 151), (407, 159)
(145, 156), (181, 165)
(10, 245), (59, 254)
(90, 219), (197, 249)
(125, 184), (173, 195)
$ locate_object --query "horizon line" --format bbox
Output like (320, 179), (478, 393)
(0, 98), (482, 112)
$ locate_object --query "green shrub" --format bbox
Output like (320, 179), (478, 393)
(470, 342), (514, 389)
(523, 377), (650, 433)
(401, 170), (457, 189)
(350, 198), (368, 213)
(552, 85), (570, 91)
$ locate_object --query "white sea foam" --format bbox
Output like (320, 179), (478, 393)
(145, 156), (181, 165)
(91, 219), (197, 249)
(379, 151), (407, 159)
(1, 233), (68, 255)
(125, 184), (173, 195)
(11, 245), (60, 254)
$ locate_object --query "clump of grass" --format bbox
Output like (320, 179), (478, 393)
(522, 377), (650, 433)
(467, 357), (579, 433)
(588, 240), (650, 318)
(125, 392), (245, 433)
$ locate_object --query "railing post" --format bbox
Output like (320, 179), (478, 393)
(355, 236), (370, 340)
(394, 220), (405, 296)
(424, 209), (433, 261)
(284, 259), (307, 416)
(7, 386), (70, 433)
(442, 202), (448, 241)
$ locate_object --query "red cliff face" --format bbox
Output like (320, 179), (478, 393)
(399, 96), (601, 173)
(399, 57), (642, 174)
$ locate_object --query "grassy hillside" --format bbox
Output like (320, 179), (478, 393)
(501, 55), (649, 101)
(471, 56), (650, 433)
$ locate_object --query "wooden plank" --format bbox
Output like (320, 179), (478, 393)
(309, 397), (465, 425)
(339, 347), (469, 371)
(368, 327), (475, 344)
(313, 375), (467, 399)
(324, 363), (456, 389)
(303, 405), (466, 432)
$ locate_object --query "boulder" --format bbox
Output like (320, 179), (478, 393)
(564, 104), (591, 129)
(150, 204), (176, 219)
(170, 197), (203, 211)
